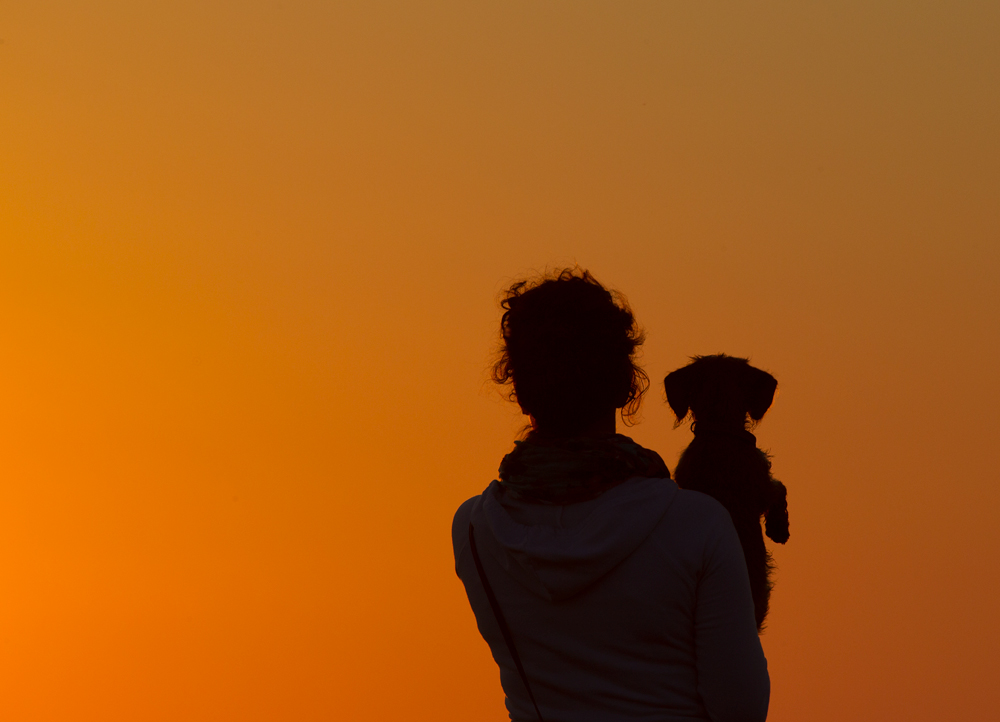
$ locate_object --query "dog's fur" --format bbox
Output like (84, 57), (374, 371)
(664, 354), (789, 631)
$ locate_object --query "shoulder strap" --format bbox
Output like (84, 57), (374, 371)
(468, 523), (545, 722)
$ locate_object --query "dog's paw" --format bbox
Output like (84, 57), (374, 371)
(764, 495), (789, 543)
(764, 510), (789, 544)
(764, 524), (791, 544)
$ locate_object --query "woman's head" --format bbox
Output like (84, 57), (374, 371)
(492, 268), (647, 436)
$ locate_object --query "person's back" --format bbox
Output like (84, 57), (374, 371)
(454, 474), (769, 722)
(453, 269), (769, 721)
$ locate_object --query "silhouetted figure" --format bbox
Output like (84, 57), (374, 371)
(664, 354), (790, 631)
(453, 270), (769, 722)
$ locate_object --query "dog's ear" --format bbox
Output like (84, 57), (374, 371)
(664, 364), (700, 421)
(746, 366), (778, 421)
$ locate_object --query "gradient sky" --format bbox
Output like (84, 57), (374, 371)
(2, 2), (998, 720)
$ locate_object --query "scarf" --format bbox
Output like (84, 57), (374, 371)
(498, 433), (670, 505)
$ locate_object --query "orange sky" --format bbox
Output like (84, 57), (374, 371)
(2, 2), (998, 720)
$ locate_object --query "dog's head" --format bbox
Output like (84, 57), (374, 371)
(663, 354), (777, 428)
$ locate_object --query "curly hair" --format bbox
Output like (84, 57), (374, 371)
(492, 268), (648, 435)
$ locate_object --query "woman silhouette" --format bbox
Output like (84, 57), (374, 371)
(452, 269), (769, 722)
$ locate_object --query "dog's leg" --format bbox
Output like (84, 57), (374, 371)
(764, 480), (789, 544)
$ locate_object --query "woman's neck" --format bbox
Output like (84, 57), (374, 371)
(530, 409), (617, 438)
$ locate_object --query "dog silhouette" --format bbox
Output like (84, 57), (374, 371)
(664, 354), (789, 631)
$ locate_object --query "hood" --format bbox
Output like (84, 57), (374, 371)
(471, 476), (677, 602)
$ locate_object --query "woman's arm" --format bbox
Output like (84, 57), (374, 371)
(694, 504), (771, 722)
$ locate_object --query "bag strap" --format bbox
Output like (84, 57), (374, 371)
(468, 523), (545, 722)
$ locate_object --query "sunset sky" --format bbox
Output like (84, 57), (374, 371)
(2, 2), (998, 720)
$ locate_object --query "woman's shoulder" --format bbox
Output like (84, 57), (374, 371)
(656, 486), (739, 546)
(671, 486), (732, 520)
(451, 491), (488, 564)
(452, 494), (479, 537)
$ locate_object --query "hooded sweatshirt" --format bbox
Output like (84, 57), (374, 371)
(453, 476), (769, 722)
